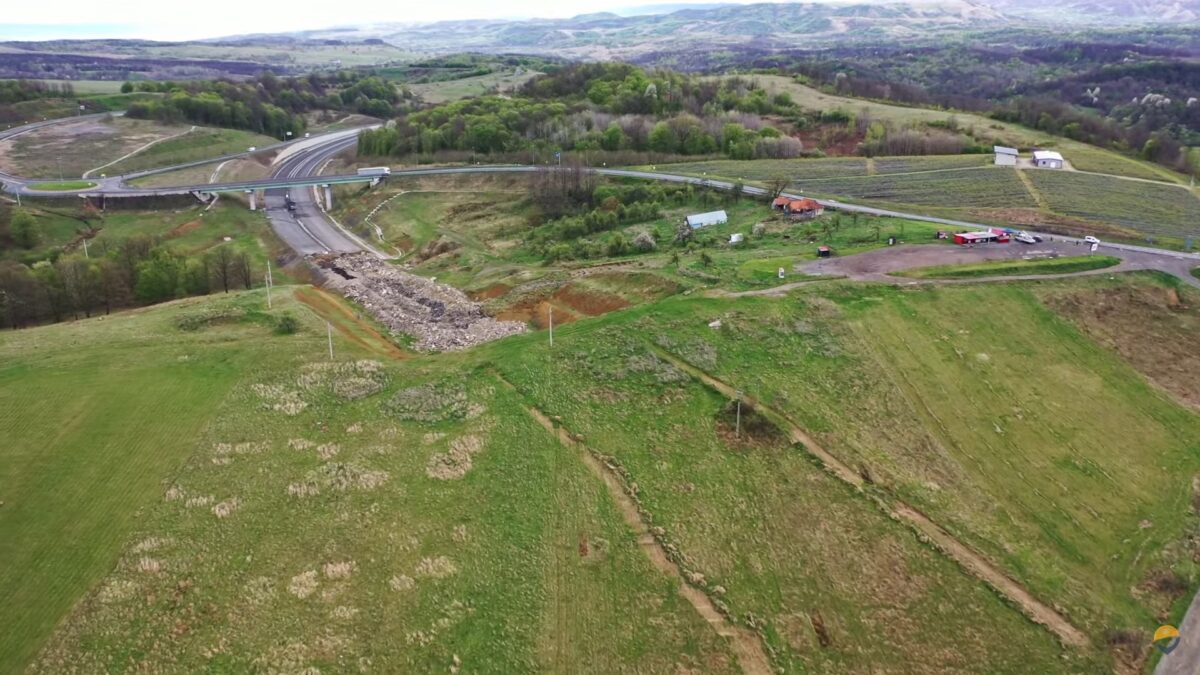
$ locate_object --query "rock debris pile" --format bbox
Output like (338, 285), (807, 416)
(320, 253), (526, 351)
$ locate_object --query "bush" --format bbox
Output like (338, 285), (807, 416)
(275, 312), (300, 335)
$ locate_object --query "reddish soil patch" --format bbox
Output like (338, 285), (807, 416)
(552, 286), (629, 316)
(293, 286), (408, 360)
(495, 299), (579, 329)
(168, 219), (203, 238)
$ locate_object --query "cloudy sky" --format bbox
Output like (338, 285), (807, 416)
(3, 1), (766, 40)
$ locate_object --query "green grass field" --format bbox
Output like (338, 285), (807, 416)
(36, 80), (127, 94)
(0, 292), (309, 672)
(6, 261), (1200, 671)
(5, 201), (279, 275)
(27, 180), (96, 191)
(898, 254), (1121, 279)
(102, 127), (277, 175)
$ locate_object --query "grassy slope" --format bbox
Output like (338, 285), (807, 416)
(14, 290), (736, 673)
(102, 127), (277, 175)
(898, 254), (1121, 279)
(0, 292), (303, 672)
(487, 298), (1093, 673)
(7, 202), (277, 271)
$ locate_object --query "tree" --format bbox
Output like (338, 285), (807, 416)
(11, 210), (37, 249)
(120, 81), (134, 94)
(208, 246), (235, 293)
(767, 175), (791, 199)
(135, 250), (184, 303)
(699, 251), (714, 267)
(648, 121), (678, 154)
(233, 253), (254, 290)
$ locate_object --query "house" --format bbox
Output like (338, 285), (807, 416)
(993, 146), (1018, 166)
(783, 198), (824, 220)
(1033, 150), (1064, 169)
(771, 196), (791, 210)
(686, 210), (728, 229)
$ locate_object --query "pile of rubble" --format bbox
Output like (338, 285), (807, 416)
(319, 253), (527, 351)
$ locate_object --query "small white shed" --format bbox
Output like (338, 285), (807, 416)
(993, 146), (1018, 166)
(686, 210), (728, 229)
(1033, 150), (1064, 169)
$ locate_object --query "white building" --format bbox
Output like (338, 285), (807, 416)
(1033, 150), (1064, 169)
(993, 146), (1018, 166)
(686, 210), (728, 229)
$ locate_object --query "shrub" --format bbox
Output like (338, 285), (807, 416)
(275, 312), (300, 335)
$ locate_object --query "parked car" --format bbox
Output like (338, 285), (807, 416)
(1015, 232), (1037, 244)
(1084, 235), (1101, 245)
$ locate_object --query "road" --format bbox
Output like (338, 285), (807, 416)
(261, 131), (379, 256)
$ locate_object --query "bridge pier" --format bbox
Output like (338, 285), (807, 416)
(323, 184), (332, 210)
(246, 190), (256, 211)
(370, 177), (380, 188)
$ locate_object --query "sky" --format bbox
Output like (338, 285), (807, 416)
(1, 1), (757, 41)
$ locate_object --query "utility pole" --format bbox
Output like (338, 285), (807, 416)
(81, 237), (89, 259)
(548, 305), (553, 347)
(266, 258), (274, 309)
(327, 322), (334, 359)
(735, 389), (743, 439)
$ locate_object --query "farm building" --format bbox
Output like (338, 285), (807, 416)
(993, 146), (1018, 166)
(771, 196), (790, 210)
(782, 198), (824, 220)
(953, 231), (1009, 245)
(1033, 150), (1064, 169)
(686, 210), (728, 229)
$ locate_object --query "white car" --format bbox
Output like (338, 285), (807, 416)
(1015, 232), (1037, 244)
(1083, 236), (1101, 245)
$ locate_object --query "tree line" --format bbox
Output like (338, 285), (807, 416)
(124, 71), (408, 138)
(0, 220), (258, 329)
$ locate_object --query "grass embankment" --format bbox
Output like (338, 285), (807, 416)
(1193, 267), (1200, 280)
(0, 291), (315, 672)
(899, 255), (1121, 279)
(27, 180), (96, 191)
(103, 127), (277, 175)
